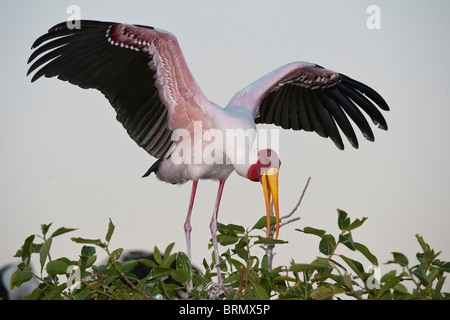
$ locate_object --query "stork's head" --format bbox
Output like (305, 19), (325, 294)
(233, 149), (281, 239)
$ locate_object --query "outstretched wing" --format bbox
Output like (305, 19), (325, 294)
(27, 20), (212, 158)
(228, 61), (389, 149)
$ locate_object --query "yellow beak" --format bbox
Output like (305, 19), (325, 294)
(261, 168), (280, 239)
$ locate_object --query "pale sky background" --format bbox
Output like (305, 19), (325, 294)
(1, 0), (450, 291)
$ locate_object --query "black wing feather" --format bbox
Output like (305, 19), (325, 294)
(326, 88), (374, 142)
(338, 83), (388, 131)
(27, 20), (173, 159)
(287, 85), (300, 130)
(340, 75), (389, 111)
(302, 89), (328, 138)
(255, 66), (389, 149)
(310, 90), (344, 149)
(323, 96), (358, 149)
(296, 88), (312, 132)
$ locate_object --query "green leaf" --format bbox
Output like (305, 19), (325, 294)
(339, 255), (365, 279)
(109, 248), (123, 261)
(250, 281), (270, 300)
(329, 258), (348, 272)
(39, 237), (52, 273)
(135, 273), (152, 291)
(160, 283), (180, 294)
(393, 283), (408, 294)
(10, 269), (33, 289)
(176, 252), (192, 273)
(262, 254), (268, 271)
(81, 245), (96, 257)
(254, 238), (288, 245)
(283, 281), (312, 299)
(163, 242), (175, 260)
(71, 237), (105, 247)
(139, 258), (157, 269)
(302, 227), (326, 237)
(149, 267), (173, 280)
(230, 258), (246, 270)
(412, 267), (430, 286)
(377, 290), (393, 300)
(348, 217), (368, 231)
(438, 262), (450, 273)
(21, 235), (35, 264)
(319, 234), (336, 255)
(340, 274), (354, 290)
(46, 259), (70, 275)
(217, 234), (240, 246)
(434, 277), (446, 299)
(171, 269), (191, 284)
(41, 223), (52, 237)
(73, 287), (92, 300)
(252, 216), (276, 230)
(273, 275), (297, 282)
(154, 246), (163, 265)
(106, 219), (115, 243)
(13, 249), (22, 259)
(427, 268), (440, 283)
(337, 209), (350, 230)
(380, 270), (396, 283)
(311, 285), (332, 300)
(313, 257), (333, 268)
(80, 246), (97, 271)
(221, 223), (245, 234)
(44, 283), (67, 300)
(161, 253), (177, 268)
(339, 233), (356, 251)
(388, 252), (409, 267)
(290, 258), (332, 273)
(50, 227), (78, 238)
(22, 288), (43, 300)
(415, 234), (430, 253)
(202, 258), (209, 270)
(235, 247), (249, 260)
(378, 278), (399, 298)
(121, 259), (138, 274)
(354, 242), (378, 266)
(105, 273), (120, 286)
(80, 255), (97, 270)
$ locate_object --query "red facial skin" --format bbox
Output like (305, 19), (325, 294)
(247, 162), (262, 182)
(247, 149), (281, 182)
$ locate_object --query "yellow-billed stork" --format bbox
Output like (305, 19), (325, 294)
(27, 20), (389, 287)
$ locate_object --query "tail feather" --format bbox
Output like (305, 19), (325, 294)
(142, 158), (164, 178)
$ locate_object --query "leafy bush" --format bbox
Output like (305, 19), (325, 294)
(9, 209), (450, 300)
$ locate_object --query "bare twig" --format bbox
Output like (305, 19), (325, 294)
(281, 176), (311, 220)
(266, 243), (275, 272)
(236, 265), (245, 299)
(279, 217), (301, 228)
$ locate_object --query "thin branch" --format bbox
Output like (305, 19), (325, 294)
(279, 217), (301, 228)
(281, 176), (311, 220)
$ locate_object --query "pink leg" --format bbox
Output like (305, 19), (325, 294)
(210, 179), (226, 286)
(184, 179), (198, 262)
(183, 180), (198, 296)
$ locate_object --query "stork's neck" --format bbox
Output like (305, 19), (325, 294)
(204, 105), (257, 170)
